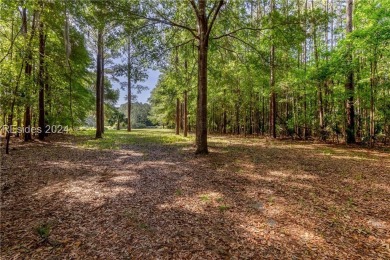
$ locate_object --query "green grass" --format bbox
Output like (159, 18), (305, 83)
(35, 223), (51, 240)
(216, 197), (224, 203)
(139, 223), (149, 230)
(319, 147), (336, 155)
(199, 195), (210, 202)
(75, 129), (194, 150)
(218, 205), (230, 212)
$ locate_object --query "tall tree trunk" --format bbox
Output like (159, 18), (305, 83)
(2, 113), (6, 136)
(262, 95), (265, 135)
(195, 1), (209, 154)
(181, 102), (184, 131)
(190, 0), (224, 153)
(303, 0), (308, 139)
(223, 110), (227, 135)
(176, 98), (180, 135)
(16, 111), (21, 138)
(345, 0), (355, 143)
(6, 63), (24, 154)
(312, 0), (325, 140)
(184, 90), (188, 137)
(269, 53), (276, 138)
(38, 21), (45, 140)
(370, 59), (376, 147)
(5, 15), (16, 153)
(127, 39), (132, 132)
(68, 66), (73, 130)
(222, 89), (227, 134)
(235, 102), (240, 134)
(23, 9), (37, 142)
(254, 93), (259, 135)
(95, 29), (103, 138)
(24, 105), (32, 141)
(317, 83), (325, 139)
(45, 63), (51, 121)
(269, 0), (276, 138)
(65, 6), (73, 130)
(101, 49), (105, 133)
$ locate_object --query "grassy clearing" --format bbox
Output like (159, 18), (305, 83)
(75, 128), (194, 149)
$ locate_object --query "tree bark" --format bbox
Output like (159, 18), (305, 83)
(65, 5), (73, 130)
(269, 54), (276, 138)
(181, 102), (184, 131)
(16, 112), (21, 138)
(95, 29), (103, 138)
(223, 110), (227, 135)
(345, 0), (355, 143)
(38, 21), (45, 140)
(269, 0), (276, 138)
(6, 63), (24, 154)
(370, 59), (376, 147)
(195, 0), (209, 154)
(127, 38), (132, 132)
(101, 47), (105, 134)
(23, 9), (37, 142)
(184, 90), (188, 137)
(303, 0), (308, 139)
(176, 97), (180, 135)
(235, 102), (240, 134)
(5, 15), (17, 153)
(311, 0), (325, 140)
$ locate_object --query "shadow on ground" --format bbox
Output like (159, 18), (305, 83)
(1, 132), (389, 259)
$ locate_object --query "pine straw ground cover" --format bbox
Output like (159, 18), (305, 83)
(1, 129), (389, 259)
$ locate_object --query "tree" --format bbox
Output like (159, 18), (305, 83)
(345, 0), (355, 143)
(95, 28), (103, 138)
(108, 108), (126, 130)
(38, 11), (46, 140)
(2, 0), (389, 154)
(269, 0), (276, 138)
(129, 0), (225, 153)
(0, 0), (94, 153)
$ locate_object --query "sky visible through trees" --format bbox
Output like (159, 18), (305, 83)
(116, 69), (159, 104)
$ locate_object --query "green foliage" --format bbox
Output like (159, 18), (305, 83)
(118, 102), (154, 129)
(1, 0), (389, 146)
(0, 0), (94, 129)
(148, 0), (390, 142)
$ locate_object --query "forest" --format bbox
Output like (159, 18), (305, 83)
(1, 0), (389, 259)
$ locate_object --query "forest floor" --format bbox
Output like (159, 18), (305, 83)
(1, 129), (389, 259)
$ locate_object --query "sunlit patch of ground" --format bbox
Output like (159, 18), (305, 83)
(1, 129), (389, 258)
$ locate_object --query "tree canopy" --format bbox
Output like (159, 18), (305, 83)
(1, 0), (389, 154)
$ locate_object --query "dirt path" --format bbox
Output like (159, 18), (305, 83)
(1, 131), (389, 259)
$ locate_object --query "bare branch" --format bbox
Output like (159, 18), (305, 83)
(206, 0), (225, 38)
(129, 11), (199, 39)
(154, 9), (199, 38)
(0, 27), (22, 65)
(212, 26), (272, 40)
(206, 1), (218, 21)
(188, 0), (199, 18)
(167, 38), (195, 51)
(224, 34), (269, 64)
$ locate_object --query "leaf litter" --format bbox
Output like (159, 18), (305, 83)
(1, 131), (389, 259)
